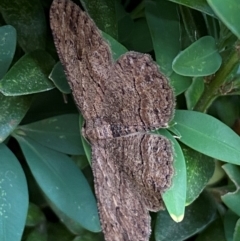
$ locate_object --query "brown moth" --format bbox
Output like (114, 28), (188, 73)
(50, 0), (175, 240)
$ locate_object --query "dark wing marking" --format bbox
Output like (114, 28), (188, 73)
(50, 0), (112, 121)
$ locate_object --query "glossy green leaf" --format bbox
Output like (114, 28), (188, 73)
(156, 129), (186, 222)
(207, 0), (240, 39)
(181, 144), (214, 205)
(185, 77), (204, 110)
(195, 218), (226, 241)
(0, 94), (32, 142)
(0, 25), (16, 79)
(117, 3), (134, 44)
(211, 96), (239, 127)
(0, 144), (28, 241)
(80, 0), (117, 39)
(221, 164), (240, 216)
(102, 32), (127, 60)
(47, 201), (86, 235)
(169, 72), (192, 96)
(170, 110), (240, 165)
(168, 0), (215, 17)
(15, 114), (84, 155)
(0, 0), (46, 52)
(155, 191), (216, 241)
(207, 160), (225, 185)
(121, 18), (153, 53)
(0, 50), (55, 96)
(234, 219), (240, 241)
(49, 62), (71, 94)
(145, 0), (181, 76)
(173, 36), (222, 76)
(224, 210), (239, 241)
(14, 135), (101, 232)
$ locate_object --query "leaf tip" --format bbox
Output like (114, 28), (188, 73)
(170, 213), (184, 223)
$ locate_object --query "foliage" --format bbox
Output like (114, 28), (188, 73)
(0, 0), (240, 240)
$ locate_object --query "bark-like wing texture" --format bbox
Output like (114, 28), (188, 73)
(92, 133), (173, 241)
(50, 0), (112, 121)
(103, 52), (175, 137)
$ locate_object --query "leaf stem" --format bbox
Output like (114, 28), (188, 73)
(194, 45), (240, 113)
(130, 0), (145, 19)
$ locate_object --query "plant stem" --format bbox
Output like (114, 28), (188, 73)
(194, 46), (240, 113)
(130, 0), (145, 19)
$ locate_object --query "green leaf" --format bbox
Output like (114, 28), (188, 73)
(47, 223), (74, 241)
(72, 155), (89, 170)
(46, 202), (86, 235)
(221, 164), (240, 216)
(116, 1), (134, 43)
(121, 18), (153, 53)
(25, 203), (45, 227)
(170, 110), (240, 165)
(0, 0), (46, 52)
(22, 89), (77, 123)
(15, 114), (84, 155)
(181, 144), (215, 205)
(0, 50), (55, 96)
(102, 32), (127, 60)
(73, 232), (105, 241)
(0, 144), (28, 241)
(0, 94), (32, 142)
(168, 0), (215, 17)
(169, 72), (192, 96)
(49, 62), (71, 94)
(207, 161), (225, 185)
(195, 218), (226, 241)
(207, 0), (240, 39)
(172, 36), (222, 76)
(14, 136), (101, 232)
(117, 15), (134, 42)
(80, 0), (117, 39)
(0, 25), (16, 79)
(185, 77), (204, 110)
(145, 0), (181, 76)
(25, 226), (47, 241)
(156, 130), (186, 222)
(234, 219), (240, 241)
(224, 210), (239, 241)
(154, 191), (217, 241)
(210, 96), (239, 127)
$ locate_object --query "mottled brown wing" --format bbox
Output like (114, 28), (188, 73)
(50, 0), (112, 121)
(92, 133), (173, 241)
(118, 133), (174, 211)
(103, 52), (175, 137)
(92, 138), (150, 241)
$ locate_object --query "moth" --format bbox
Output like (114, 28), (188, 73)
(50, 0), (175, 240)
